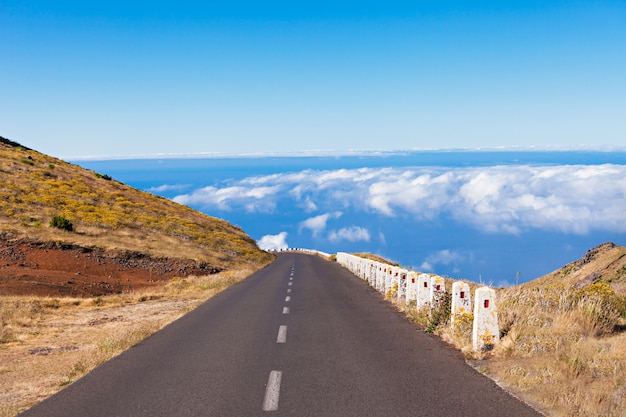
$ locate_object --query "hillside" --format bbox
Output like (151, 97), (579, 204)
(523, 242), (626, 295)
(0, 137), (273, 296)
(487, 243), (626, 416)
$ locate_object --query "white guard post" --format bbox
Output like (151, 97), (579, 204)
(405, 271), (419, 305)
(451, 281), (472, 329)
(429, 276), (446, 309)
(472, 287), (500, 351)
(385, 266), (394, 295)
(416, 273), (431, 309)
(368, 261), (377, 287)
(397, 269), (408, 300)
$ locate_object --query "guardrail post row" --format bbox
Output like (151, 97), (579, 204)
(472, 287), (500, 351)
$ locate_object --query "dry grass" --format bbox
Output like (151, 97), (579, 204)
(486, 283), (626, 416)
(0, 267), (258, 417)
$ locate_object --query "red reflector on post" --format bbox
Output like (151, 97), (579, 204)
(484, 299), (490, 308)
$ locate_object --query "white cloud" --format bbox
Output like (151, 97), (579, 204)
(299, 212), (342, 237)
(174, 185), (281, 212)
(257, 232), (289, 251)
(328, 226), (371, 243)
(419, 249), (465, 273)
(148, 184), (190, 193)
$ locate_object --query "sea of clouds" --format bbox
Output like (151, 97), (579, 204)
(173, 164), (626, 246)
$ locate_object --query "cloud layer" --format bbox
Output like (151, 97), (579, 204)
(174, 164), (626, 235)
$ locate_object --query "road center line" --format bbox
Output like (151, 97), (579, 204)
(285, 296), (291, 302)
(287, 288), (292, 293)
(288, 282), (292, 286)
(276, 325), (287, 343)
(262, 370), (282, 411)
(282, 307), (289, 314)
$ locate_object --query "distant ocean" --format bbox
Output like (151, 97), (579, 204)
(75, 150), (626, 286)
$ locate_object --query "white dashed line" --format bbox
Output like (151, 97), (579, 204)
(282, 307), (289, 314)
(287, 289), (292, 293)
(276, 325), (287, 343)
(288, 282), (292, 286)
(262, 370), (282, 411)
(285, 296), (291, 302)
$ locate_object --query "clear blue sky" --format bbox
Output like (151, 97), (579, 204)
(2, 1), (625, 159)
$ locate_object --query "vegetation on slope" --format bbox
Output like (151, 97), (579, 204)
(374, 242), (626, 416)
(489, 243), (626, 416)
(0, 137), (273, 267)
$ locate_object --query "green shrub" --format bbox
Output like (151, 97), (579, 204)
(49, 215), (73, 231)
(94, 172), (112, 181)
(426, 291), (452, 333)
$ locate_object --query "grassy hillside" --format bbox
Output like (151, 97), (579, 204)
(0, 137), (273, 268)
(487, 243), (626, 416)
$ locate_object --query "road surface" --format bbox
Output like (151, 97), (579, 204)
(20, 253), (542, 417)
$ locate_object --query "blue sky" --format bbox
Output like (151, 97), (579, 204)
(2, 1), (625, 158)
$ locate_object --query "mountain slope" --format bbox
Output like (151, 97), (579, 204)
(488, 243), (626, 416)
(0, 137), (273, 295)
(521, 242), (626, 295)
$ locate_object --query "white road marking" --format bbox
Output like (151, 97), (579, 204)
(288, 282), (292, 286)
(262, 370), (282, 411)
(282, 307), (289, 314)
(285, 296), (291, 302)
(287, 289), (292, 293)
(277, 325), (287, 343)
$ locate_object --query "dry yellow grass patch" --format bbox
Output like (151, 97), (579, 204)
(0, 267), (258, 417)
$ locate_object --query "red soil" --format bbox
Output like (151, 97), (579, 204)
(0, 238), (221, 297)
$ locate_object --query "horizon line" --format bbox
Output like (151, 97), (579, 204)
(66, 144), (626, 161)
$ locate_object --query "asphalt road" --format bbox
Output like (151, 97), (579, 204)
(20, 253), (542, 417)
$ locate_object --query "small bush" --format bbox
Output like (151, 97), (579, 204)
(426, 291), (452, 333)
(94, 172), (112, 181)
(49, 215), (73, 231)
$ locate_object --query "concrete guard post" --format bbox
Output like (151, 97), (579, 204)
(385, 266), (398, 295)
(451, 281), (472, 329)
(374, 263), (382, 292)
(429, 276), (446, 309)
(397, 269), (408, 300)
(356, 258), (364, 279)
(385, 266), (394, 295)
(377, 264), (385, 293)
(369, 262), (377, 287)
(405, 271), (419, 305)
(416, 273), (431, 309)
(472, 287), (500, 351)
